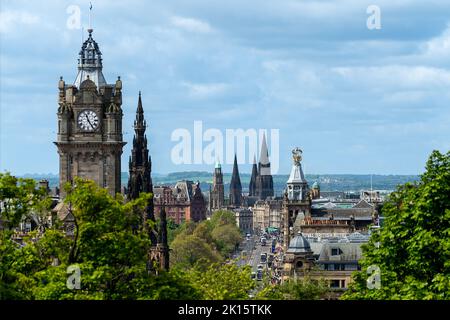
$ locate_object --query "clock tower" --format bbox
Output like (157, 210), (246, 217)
(55, 29), (125, 197)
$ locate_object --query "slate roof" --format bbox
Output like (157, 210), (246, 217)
(317, 242), (363, 263)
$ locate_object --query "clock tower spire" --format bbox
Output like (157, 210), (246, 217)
(55, 28), (125, 197)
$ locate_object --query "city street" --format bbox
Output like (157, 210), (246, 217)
(236, 235), (272, 273)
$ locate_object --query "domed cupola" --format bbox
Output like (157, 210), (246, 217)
(74, 29), (107, 88)
(78, 29), (102, 68)
(287, 232), (312, 254)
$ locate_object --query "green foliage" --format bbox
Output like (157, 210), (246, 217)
(211, 224), (242, 257)
(343, 150), (450, 300)
(209, 210), (237, 227)
(1, 177), (201, 300)
(169, 210), (242, 269)
(166, 218), (180, 245)
(256, 277), (329, 300)
(0, 172), (50, 229)
(170, 234), (223, 269)
(187, 263), (255, 300)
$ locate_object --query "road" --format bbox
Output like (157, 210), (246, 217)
(236, 235), (272, 272)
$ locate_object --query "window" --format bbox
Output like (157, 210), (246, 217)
(296, 261), (303, 268)
(330, 280), (340, 288)
(334, 264), (345, 271)
(331, 248), (341, 256)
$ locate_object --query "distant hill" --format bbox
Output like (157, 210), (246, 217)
(152, 172), (418, 195)
(21, 172), (419, 195)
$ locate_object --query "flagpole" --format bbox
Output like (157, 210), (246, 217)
(88, 2), (92, 31)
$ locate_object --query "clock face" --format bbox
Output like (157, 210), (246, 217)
(78, 110), (99, 131)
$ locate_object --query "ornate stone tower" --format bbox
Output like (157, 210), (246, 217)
(282, 148), (311, 248)
(127, 92), (169, 272)
(210, 161), (224, 210)
(127, 92), (153, 200)
(127, 92), (155, 235)
(255, 133), (274, 200)
(55, 29), (125, 197)
(229, 154), (242, 207)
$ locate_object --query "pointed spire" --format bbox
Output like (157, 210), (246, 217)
(137, 91), (143, 113)
(135, 91), (145, 124)
(215, 157), (221, 169)
(128, 91), (152, 201)
(259, 132), (271, 177)
(229, 154), (242, 206)
(259, 132), (270, 165)
(249, 154), (258, 197)
(232, 154), (241, 182)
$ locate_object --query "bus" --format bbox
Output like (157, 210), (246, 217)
(260, 237), (267, 246)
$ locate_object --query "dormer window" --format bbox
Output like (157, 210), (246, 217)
(331, 248), (342, 256)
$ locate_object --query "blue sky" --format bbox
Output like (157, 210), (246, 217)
(1, 0), (449, 175)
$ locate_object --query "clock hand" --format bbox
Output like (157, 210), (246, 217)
(85, 114), (94, 129)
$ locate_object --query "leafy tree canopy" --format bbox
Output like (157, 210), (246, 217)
(343, 150), (450, 300)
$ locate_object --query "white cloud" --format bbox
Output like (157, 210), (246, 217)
(170, 16), (213, 33)
(181, 81), (228, 98)
(332, 65), (450, 89)
(0, 10), (40, 33)
(421, 23), (450, 59)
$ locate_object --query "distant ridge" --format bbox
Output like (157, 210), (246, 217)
(16, 171), (419, 195)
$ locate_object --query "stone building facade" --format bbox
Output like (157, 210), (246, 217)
(153, 181), (207, 224)
(252, 199), (282, 232)
(234, 208), (253, 234)
(55, 29), (125, 197)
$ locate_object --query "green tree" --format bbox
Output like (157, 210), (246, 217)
(0, 172), (50, 229)
(342, 150), (450, 300)
(192, 220), (213, 243)
(1, 177), (200, 300)
(210, 210), (237, 227)
(256, 277), (329, 300)
(170, 234), (222, 269)
(211, 224), (242, 257)
(187, 263), (255, 299)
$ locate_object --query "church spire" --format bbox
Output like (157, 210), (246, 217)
(259, 132), (270, 174)
(134, 91), (146, 136)
(256, 133), (274, 199)
(229, 154), (242, 207)
(249, 154), (258, 196)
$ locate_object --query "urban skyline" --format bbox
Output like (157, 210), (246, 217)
(1, 1), (450, 176)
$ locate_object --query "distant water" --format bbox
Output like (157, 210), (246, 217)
(19, 172), (419, 195)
